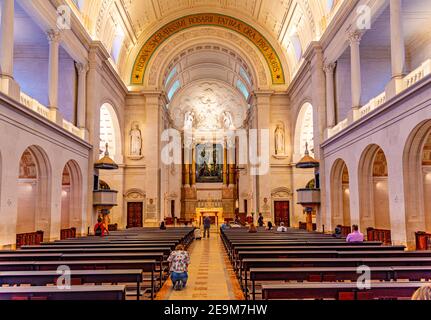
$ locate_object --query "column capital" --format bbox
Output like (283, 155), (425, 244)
(75, 62), (89, 75)
(47, 29), (61, 43)
(347, 30), (363, 45)
(323, 62), (336, 74)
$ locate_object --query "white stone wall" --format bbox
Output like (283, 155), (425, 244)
(0, 93), (90, 247)
(322, 77), (431, 247)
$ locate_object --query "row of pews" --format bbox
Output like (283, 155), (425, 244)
(221, 227), (431, 300)
(0, 227), (195, 300)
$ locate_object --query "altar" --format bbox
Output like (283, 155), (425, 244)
(195, 207), (224, 227)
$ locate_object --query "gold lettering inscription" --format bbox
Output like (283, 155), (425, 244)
(131, 13), (285, 85)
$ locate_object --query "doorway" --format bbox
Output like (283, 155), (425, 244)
(274, 201), (290, 227)
(127, 202), (143, 228)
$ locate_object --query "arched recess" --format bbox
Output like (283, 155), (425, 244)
(61, 160), (83, 231)
(129, 13), (286, 86)
(293, 102), (314, 162)
(17, 146), (52, 237)
(99, 103), (122, 163)
(403, 120), (431, 246)
(330, 159), (351, 227)
(358, 144), (390, 231)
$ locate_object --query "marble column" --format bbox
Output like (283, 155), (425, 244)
(76, 62), (88, 135)
(348, 31), (363, 121)
(386, 0), (406, 98)
(323, 63), (336, 129)
(223, 144), (228, 186)
(47, 29), (62, 124)
(390, 0), (405, 79)
(253, 91), (272, 219)
(0, 0), (20, 99)
(191, 146), (196, 186)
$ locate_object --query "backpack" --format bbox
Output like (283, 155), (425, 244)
(95, 223), (103, 236)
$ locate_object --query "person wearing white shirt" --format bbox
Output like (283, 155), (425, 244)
(277, 222), (287, 232)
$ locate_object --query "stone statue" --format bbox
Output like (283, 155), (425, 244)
(184, 111), (195, 130)
(130, 123), (142, 156)
(275, 124), (285, 155)
(222, 111), (234, 130)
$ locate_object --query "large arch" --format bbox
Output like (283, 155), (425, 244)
(99, 102), (122, 163)
(358, 144), (390, 232)
(403, 120), (431, 246)
(16, 145), (52, 239)
(293, 102), (314, 162)
(61, 160), (84, 232)
(130, 13), (286, 86)
(330, 159), (351, 227)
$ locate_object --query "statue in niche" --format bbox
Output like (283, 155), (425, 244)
(275, 124), (285, 155)
(130, 123), (142, 156)
(184, 111), (195, 130)
(222, 111), (235, 130)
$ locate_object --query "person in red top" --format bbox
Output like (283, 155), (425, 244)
(94, 217), (109, 237)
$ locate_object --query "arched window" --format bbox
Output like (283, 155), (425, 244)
(99, 103), (122, 162)
(72, 0), (85, 11)
(111, 29), (125, 64)
(167, 80), (181, 100)
(294, 103), (314, 161)
(326, 0), (335, 13)
(165, 67), (177, 86)
(290, 33), (303, 62)
(240, 67), (252, 86)
(236, 79), (249, 100)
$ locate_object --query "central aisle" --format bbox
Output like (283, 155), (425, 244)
(156, 230), (244, 300)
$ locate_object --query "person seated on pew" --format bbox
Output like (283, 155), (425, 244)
(220, 222), (230, 231)
(94, 217), (109, 237)
(248, 223), (258, 233)
(346, 224), (364, 243)
(266, 221), (274, 231)
(160, 221), (167, 230)
(167, 244), (190, 291)
(332, 225), (342, 238)
(412, 284), (431, 300)
(276, 222), (287, 232)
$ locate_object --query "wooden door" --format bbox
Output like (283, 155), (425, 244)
(274, 201), (290, 227)
(127, 202), (143, 228)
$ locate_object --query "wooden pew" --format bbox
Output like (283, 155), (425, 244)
(261, 282), (425, 300)
(249, 267), (393, 300)
(60, 228), (76, 240)
(240, 257), (431, 293)
(367, 228), (392, 245)
(415, 231), (431, 250)
(249, 265), (431, 300)
(0, 269), (144, 300)
(0, 259), (156, 299)
(0, 285), (126, 300)
(16, 231), (44, 248)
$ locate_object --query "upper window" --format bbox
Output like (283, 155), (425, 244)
(111, 29), (125, 64)
(326, 0), (335, 13)
(240, 67), (252, 86)
(168, 80), (181, 100)
(236, 79), (249, 100)
(290, 33), (302, 61)
(72, 0), (85, 11)
(165, 67), (177, 86)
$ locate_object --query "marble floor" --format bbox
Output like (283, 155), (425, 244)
(156, 229), (244, 300)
